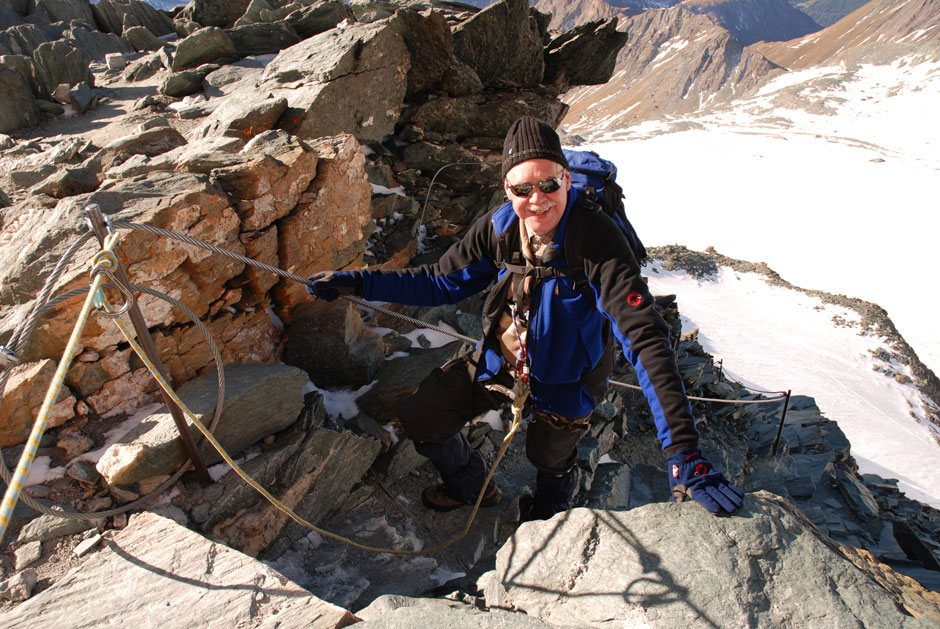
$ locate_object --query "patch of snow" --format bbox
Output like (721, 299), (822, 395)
(24, 455), (67, 486)
(403, 322), (462, 349)
(430, 566), (466, 586)
(267, 304), (284, 330)
(310, 381), (376, 421)
(80, 402), (164, 464)
(370, 184), (407, 197)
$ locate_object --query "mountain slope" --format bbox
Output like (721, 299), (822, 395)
(684, 0), (821, 46)
(756, 0), (940, 69)
(562, 6), (784, 134)
(790, 0), (872, 27)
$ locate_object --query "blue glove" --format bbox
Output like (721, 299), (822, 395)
(666, 447), (745, 515)
(306, 271), (360, 302)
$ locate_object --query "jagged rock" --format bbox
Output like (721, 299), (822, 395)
(0, 359), (76, 447)
(159, 67), (209, 97)
(0, 569), (36, 603)
(543, 18), (628, 89)
(433, 53), (483, 97)
(0, 24), (50, 57)
(121, 25), (163, 52)
(202, 56), (265, 97)
(271, 133), (374, 312)
(170, 26), (235, 72)
(31, 40), (94, 97)
(406, 89), (567, 149)
(122, 48), (165, 81)
(15, 513), (99, 544)
(226, 21), (300, 56)
(451, 0), (543, 88)
(66, 25), (136, 61)
(180, 0), (251, 29)
(205, 394), (382, 557)
(33, 0), (94, 25)
(0, 187), (10, 207)
(389, 7), (452, 97)
(284, 0), (354, 40)
(254, 20), (410, 143)
(14, 540), (42, 570)
(356, 341), (463, 423)
(284, 300), (386, 388)
(232, 0), (271, 26)
(0, 512), (359, 627)
(105, 52), (125, 71)
(0, 54), (41, 97)
(92, 0), (175, 37)
(96, 363), (308, 486)
(94, 125), (187, 171)
(0, 66), (40, 133)
(66, 80), (96, 113)
(30, 164), (100, 198)
(486, 492), (934, 626)
(0, 0), (24, 30)
(209, 127), (316, 231)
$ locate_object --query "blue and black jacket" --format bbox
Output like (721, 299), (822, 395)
(358, 189), (698, 454)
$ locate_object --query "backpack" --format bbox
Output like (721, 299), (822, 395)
(564, 149), (647, 265)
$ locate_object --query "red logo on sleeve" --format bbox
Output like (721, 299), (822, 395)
(627, 292), (643, 307)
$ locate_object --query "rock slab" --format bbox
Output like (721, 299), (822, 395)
(0, 512), (358, 628)
(487, 491), (934, 627)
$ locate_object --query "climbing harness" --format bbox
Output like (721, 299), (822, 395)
(0, 209), (790, 550)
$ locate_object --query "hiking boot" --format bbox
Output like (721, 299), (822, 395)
(421, 482), (502, 512)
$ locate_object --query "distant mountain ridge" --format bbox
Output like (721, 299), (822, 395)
(682, 0), (821, 46)
(560, 0), (940, 136)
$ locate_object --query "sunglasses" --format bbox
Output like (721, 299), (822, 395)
(506, 176), (563, 198)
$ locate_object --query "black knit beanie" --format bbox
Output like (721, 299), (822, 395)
(501, 116), (568, 178)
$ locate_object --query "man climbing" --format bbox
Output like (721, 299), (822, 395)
(308, 116), (744, 519)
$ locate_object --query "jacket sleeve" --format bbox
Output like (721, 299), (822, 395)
(581, 213), (699, 455)
(359, 211), (500, 306)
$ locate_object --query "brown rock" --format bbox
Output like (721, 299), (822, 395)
(272, 134), (373, 317)
(0, 359), (76, 447)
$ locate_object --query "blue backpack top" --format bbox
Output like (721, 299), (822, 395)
(564, 149), (647, 264)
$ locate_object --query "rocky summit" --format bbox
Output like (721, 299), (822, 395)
(0, 0), (939, 627)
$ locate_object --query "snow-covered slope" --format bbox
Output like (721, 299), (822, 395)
(644, 260), (940, 509)
(573, 53), (940, 508)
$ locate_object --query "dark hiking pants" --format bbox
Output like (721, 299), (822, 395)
(398, 354), (599, 513)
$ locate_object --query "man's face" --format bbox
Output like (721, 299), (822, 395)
(504, 158), (571, 237)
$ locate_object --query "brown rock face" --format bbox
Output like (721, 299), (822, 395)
(0, 359), (76, 447)
(273, 134), (373, 318)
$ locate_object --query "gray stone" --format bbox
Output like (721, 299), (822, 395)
(95, 363), (308, 487)
(0, 569), (36, 602)
(576, 462), (631, 510)
(433, 53), (483, 98)
(32, 40), (94, 97)
(226, 21), (300, 57)
(0, 24), (50, 57)
(284, 0), (354, 40)
(389, 7), (452, 97)
(0, 66), (40, 133)
(122, 49), (164, 81)
(0, 513), (358, 627)
(205, 395), (382, 557)
(73, 533), (102, 557)
(202, 57), (264, 97)
(488, 492), (932, 627)
(14, 541), (42, 570)
(66, 26), (135, 61)
(356, 342), (463, 424)
(34, 0), (94, 24)
(452, 0), (543, 89)
(15, 513), (99, 544)
(179, 0), (251, 29)
(30, 165), (99, 198)
(283, 300), (387, 389)
(122, 25), (163, 53)
(254, 19), (409, 143)
(67, 81), (97, 114)
(170, 26), (235, 72)
(93, 125), (187, 171)
(159, 68), (207, 97)
(543, 18), (628, 89)
(105, 52), (125, 71)
(0, 53), (42, 97)
(92, 0), (175, 38)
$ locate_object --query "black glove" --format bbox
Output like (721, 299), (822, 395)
(666, 447), (745, 515)
(306, 271), (359, 302)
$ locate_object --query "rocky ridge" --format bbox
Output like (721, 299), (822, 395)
(0, 0), (938, 625)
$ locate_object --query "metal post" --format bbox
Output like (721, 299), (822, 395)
(84, 205), (212, 486)
(717, 359), (723, 381)
(770, 389), (793, 457)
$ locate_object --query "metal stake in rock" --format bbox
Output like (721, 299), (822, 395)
(83, 204), (212, 487)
